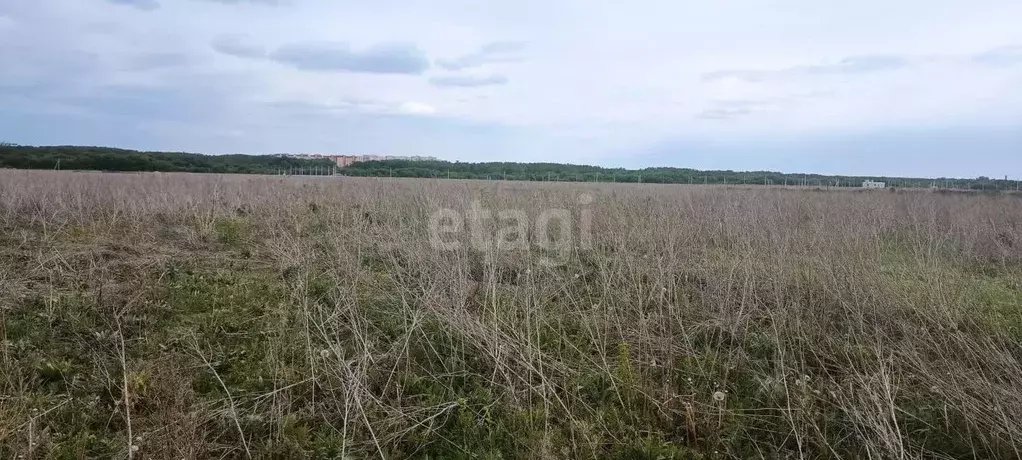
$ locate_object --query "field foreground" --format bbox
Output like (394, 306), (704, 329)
(1, 171), (1022, 459)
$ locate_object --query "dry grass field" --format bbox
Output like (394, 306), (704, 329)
(1, 170), (1021, 459)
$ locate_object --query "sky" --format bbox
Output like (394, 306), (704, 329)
(0, 0), (1020, 178)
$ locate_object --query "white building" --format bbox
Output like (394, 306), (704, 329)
(862, 180), (886, 189)
(285, 153), (439, 168)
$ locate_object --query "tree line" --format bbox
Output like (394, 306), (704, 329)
(2, 145), (1016, 191)
(0, 145), (334, 175)
(339, 159), (1019, 191)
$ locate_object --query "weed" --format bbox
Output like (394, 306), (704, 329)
(2, 170), (1022, 458)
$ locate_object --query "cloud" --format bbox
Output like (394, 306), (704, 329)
(211, 35), (266, 59)
(429, 74), (508, 88)
(436, 41), (525, 71)
(267, 99), (386, 117)
(697, 92), (833, 120)
(269, 42), (430, 74)
(697, 100), (779, 120)
(203, 0), (284, 4)
(107, 0), (160, 11)
(107, 0), (286, 13)
(124, 52), (190, 70)
(66, 86), (220, 121)
(704, 54), (911, 82)
(698, 105), (756, 120)
(266, 98), (442, 120)
(973, 46), (1022, 67)
(0, 15), (14, 30)
(398, 102), (436, 115)
(814, 55), (909, 74)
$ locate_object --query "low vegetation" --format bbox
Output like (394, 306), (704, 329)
(1, 170), (1020, 459)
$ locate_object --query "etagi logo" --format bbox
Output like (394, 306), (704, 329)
(428, 194), (594, 266)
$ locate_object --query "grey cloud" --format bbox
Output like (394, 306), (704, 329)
(0, 34), (239, 125)
(64, 86), (218, 121)
(704, 54), (911, 82)
(0, 40), (103, 92)
(211, 35), (266, 58)
(812, 55), (908, 73)
(1, 79), (223, 126)
(973, 46), (1022, 66)
(108, 0), (284, 10)
(201, 0), (286, 4)
(698, 92), (832, 120)
(702, 69), (770, 82)
(436, 41), (525, 71)
(265, 98), (389, 119)
(107, 0), (160, 11)
(429, 74), (508, 88)
(124, 52), (190, 70)
(269, 42), (429, 74)
(698, 107), (753, 120)
(479, 41), (526, 54)
(697, 100), (769, 120)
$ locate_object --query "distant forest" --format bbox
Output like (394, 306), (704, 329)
(1, 144), (1017, 191)
(0, 144), (335, 175)
(340, 159), (1019, 191)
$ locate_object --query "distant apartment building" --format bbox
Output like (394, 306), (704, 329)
(862, 180), (886, 189)
(285, 154), (438, 168)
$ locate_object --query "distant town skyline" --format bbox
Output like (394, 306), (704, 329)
(286, 153), (439, 168)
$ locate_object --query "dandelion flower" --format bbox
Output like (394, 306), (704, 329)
(712, 391), (726, 402)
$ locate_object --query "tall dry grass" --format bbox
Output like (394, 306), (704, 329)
(1, 169), (1021, 459)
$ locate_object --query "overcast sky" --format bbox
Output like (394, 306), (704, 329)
(1, 0), (1020, 177)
